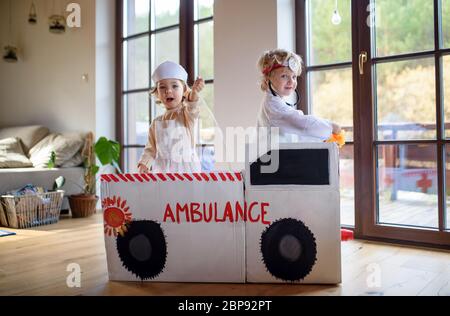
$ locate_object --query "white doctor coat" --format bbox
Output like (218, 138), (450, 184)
(257, 92), (333, 142)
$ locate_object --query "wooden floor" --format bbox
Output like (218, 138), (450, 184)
(1, 213), (450, 296)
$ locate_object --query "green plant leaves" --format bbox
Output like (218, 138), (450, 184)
(47, 151), (56, 169)
(53, 176), (65, 191)
(94, 137), (120, 166)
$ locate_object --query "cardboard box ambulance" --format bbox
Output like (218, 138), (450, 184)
(100, 143), (341, 284)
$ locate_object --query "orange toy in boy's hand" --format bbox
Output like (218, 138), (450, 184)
(326, 131), (346, 148)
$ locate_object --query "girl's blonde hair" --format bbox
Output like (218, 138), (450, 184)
(257, 49), (303, 91)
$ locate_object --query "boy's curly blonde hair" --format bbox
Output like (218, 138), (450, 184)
(257, 49), (303, 91)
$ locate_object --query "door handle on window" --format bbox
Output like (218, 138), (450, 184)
(359, 51), (368, 75)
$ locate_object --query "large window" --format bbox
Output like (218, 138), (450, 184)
(297, 0), (450, 246)
(118, 0), (214, 173)
(298, 0), (355, 227)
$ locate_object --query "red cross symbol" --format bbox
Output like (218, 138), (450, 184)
(384, 175), (394, 186)
(416, 173), (432, 194)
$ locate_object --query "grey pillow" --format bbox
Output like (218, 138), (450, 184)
(29, 133), (85, 168)
(60, 152), (84, 168)
(0, 137), (33, 168)
(0, 125), (49, 154)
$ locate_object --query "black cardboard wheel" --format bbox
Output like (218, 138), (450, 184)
(261, 218), (317, 281)
(116, 220), (167, 280)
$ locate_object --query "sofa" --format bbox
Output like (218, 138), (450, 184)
(0, 125), (87, 211)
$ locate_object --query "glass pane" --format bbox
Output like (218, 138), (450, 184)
(445, 56), (450, 138)
(443, 0), (450, 48)
(307, 0), (352, 65)
(124, 147), (144, 173)
(340, 144), (355, 227)
(377, 144), (438, 229)
(309, 68), (354, 141)
(373, 0), (434, 57)
(124, 37), (149, 90)
(446, 146), (450, 229)
(124, 93), (149, 146)
(152, 98), (166, 119)
(152, 0), (179, 29)
(123, 0), (149, 37)
(376, 58), (436, 141)
(198, 83), (215, 144)
(196, 21), (214, 80)
(195, 0), (214, 20)
(152, 29), (179, 74)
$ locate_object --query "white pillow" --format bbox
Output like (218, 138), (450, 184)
(29, 133), (85, 168)
(0, 137), (33, 168)
(0, 125), (49, 154)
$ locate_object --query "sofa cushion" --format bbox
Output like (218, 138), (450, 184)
(60, 152), (84, 168)
(0, 137), (33, 168)
(0, 125), (49, 154)
(29, 133), (85, 168)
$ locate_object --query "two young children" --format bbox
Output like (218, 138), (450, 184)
(138, 50), (341, 173)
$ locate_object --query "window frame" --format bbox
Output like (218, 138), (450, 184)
(296, 0), (450, 248)
(116, 0), (214, 171)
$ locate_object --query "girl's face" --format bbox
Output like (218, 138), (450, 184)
(269, 67), (298, 97)
(156, 79), (185, 109)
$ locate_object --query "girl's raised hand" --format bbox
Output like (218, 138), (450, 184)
(188, 77), (205, 101)
(138, 163), (149, 174)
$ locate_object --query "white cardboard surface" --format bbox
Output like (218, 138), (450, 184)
(101, 173), (246, 283)
(244, 143), (342, 284)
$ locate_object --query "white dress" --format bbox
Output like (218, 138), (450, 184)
(153, 119), (201, 173)
(138, 99), (203, 173)
(257, 92), (333, 143)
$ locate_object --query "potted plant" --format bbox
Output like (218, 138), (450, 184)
(68, 132), (121, 218)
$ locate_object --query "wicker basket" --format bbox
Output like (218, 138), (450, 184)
(0, 190), (64, 229)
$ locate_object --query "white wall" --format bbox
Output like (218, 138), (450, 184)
(214, 0), (296, 170)
(95, 0), (115, 141)
(0, 0), (96, 134)
(277, 0), (296, 52)
(214, 0), (296, 131)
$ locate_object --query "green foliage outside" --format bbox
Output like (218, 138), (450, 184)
(311, 0), (450, 141)
(125, 0), (450, 145)
(125, 1), (214, 143)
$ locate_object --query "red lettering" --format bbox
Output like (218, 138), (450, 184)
(214, 202), (225, 222)
(248, 202), (261, 223)
(163, 204), (176, 223)
(223, 202), (234, 223)
(203, 203), (213, 223)
(261, 202), (271, 225)
(191, 203), (202, 223)
(163, 201), (271, 224)
(235, 201), (247, 222)
(176, 203), (190, 223)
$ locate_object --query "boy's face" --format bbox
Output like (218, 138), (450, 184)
(269, 67), (298, 97)
(156, 79), (185, 109)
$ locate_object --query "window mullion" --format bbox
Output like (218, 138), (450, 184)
(295, 0), (309, 114)
(434, 0), (446, 232)
(148, 0), (152, 123)
(180, 0), (194, 85)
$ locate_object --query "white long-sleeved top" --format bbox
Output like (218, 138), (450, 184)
(257, 92), (333, 142)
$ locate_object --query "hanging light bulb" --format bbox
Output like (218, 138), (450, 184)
(28, 1), (37, 24)
(4, 0), (18, 63)
(331, 0), (342, 25)
(48, 0), (65, 34)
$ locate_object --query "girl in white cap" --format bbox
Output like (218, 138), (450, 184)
(138, 61), (205, 173)
(257, 49), (341, 143)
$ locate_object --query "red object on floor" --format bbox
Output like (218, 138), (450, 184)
(341, 229), (354, 241)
